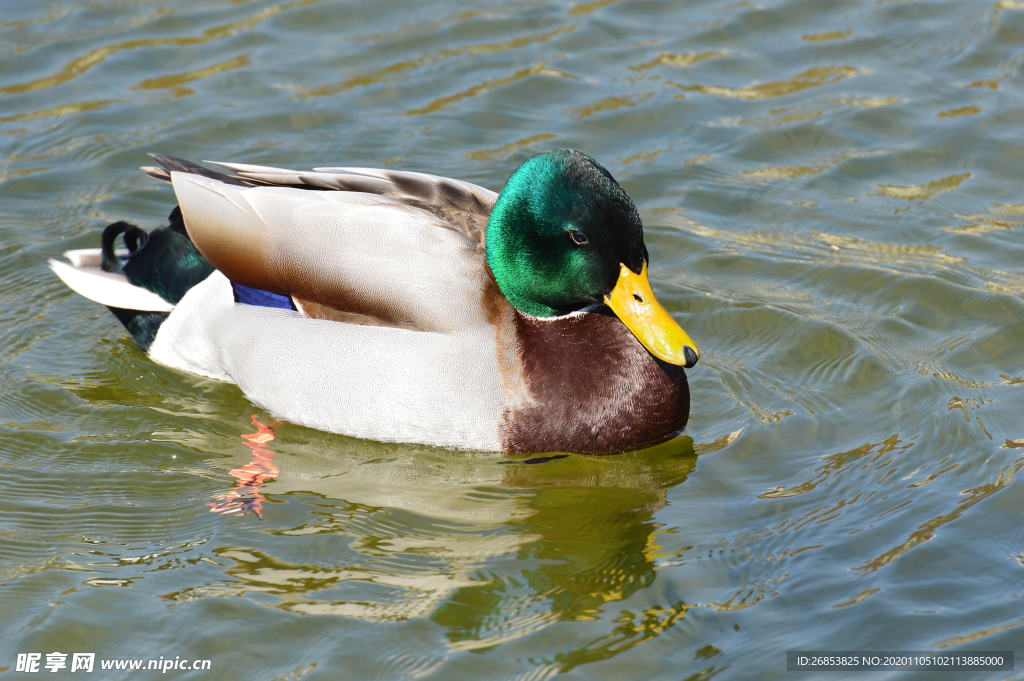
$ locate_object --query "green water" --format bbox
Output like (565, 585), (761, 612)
(2, 0), (1024, 678)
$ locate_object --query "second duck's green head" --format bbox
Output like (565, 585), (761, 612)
(486, 149), (700, 368)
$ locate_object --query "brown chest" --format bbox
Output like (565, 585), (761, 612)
(497, 309), (690, 454)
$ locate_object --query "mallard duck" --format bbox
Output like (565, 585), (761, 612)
(50, 149), (700, 453)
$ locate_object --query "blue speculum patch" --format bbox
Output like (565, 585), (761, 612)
(231, 282), (296, 310)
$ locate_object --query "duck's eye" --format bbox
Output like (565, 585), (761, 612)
(633, 294), (644, 303)
(569, 230), (589, 246)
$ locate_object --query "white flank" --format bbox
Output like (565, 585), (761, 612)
(150, 271), (505, 451)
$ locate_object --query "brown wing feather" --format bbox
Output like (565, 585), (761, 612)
(379, 171), (493, 252)
(206, 160), (495, 251)
(292, 297), (421, 330)
(163, 158), (498, 333)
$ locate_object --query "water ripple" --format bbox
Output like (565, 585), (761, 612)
(3, 0), (1024, 676)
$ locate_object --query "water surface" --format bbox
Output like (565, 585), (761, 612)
(2, 0), (1024, 678)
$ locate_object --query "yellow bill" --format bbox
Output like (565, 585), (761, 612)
(604, 263), (700, 368)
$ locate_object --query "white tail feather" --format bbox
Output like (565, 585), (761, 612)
(62, 248), (127, 268)
(49, 258), (174, 312)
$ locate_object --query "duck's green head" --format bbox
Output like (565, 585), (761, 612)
(486, 149), (700, 368)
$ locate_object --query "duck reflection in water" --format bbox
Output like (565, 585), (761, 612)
(195, 426), (737, 665)
(432, 440), (699, 663)
(208, 415), (280, 518)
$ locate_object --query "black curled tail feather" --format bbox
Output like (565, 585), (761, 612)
(120, 206), (215, 305)
(100, 221), (149, 273)
(101, 206), (215, 350)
